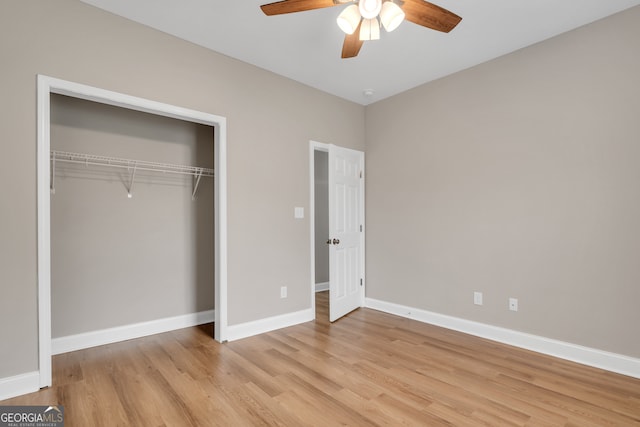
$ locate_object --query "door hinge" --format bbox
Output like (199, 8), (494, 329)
(360, 278), (363, 286)
(359, 170), (363, 179)
(360, 224), (363, 232)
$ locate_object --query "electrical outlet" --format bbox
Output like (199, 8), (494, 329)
(280, 286), (287, 299)
(474, 292), (483, 306)
(509, 297), (518, 311)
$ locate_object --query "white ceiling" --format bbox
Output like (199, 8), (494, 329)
(80, 0), (640, 105)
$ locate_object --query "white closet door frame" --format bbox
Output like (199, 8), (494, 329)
(36, 75), (228, 388)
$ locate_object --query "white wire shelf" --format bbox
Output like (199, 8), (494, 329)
(50, 150), (214, 200)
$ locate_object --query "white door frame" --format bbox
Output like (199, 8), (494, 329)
(36, 75), (228, 388)
(309, 140), (365, 318)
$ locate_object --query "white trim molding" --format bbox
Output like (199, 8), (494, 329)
(52, 310), (215, 355)
(0, 371), (40, 402)
(315, 282), (330, 292)
(225, 309), (314, 342)
(365, 297), (640, 379)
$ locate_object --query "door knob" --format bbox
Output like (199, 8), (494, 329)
(326, 239), (332, 245)
(332, 238), (340, 245)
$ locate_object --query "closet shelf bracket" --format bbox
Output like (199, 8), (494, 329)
(50, 154), (57, 194)
(192, 169), (203, 201)
(126, 163), (137, 199)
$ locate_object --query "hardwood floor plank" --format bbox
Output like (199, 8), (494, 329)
(240, 381), (306, 427)
(274, 373), (379, 427)
(2, 291), (639, 426)
(334, 387), (410, 426)
(373, 392), (452, 426)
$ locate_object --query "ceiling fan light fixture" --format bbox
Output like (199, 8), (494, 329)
(380, 1), (405, 32)
(358, 0), (382, 20)
(359, 18), (380, 41)
(336, 4), (361, 35)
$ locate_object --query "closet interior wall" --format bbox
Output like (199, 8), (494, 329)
(50, 94), (214, 340)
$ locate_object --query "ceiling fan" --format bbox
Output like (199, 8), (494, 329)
(260, 0), (462, 58)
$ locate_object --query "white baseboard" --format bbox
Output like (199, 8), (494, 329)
(315, 282), (329, 292)
(52, 310), (215, 355)
(0, 371), (40, 401)
(226, 308), (314, 342)
(365, 298), (640, 379)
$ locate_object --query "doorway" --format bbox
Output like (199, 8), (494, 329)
(37, 75), (228, 388)
(309, 141), (365, 322)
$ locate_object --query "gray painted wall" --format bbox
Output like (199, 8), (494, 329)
(50, 94), (214, 338)
(0, 0), (364, 379)
(314, 151), (329, 284)
(365, 6), (640, 358)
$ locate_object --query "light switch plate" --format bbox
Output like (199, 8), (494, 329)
(294, 207), (304, 219)
(474, 291), (483, 306)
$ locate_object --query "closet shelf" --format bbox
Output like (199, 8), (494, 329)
(50, 150), (213, 200)
(50, 150), (214, 177)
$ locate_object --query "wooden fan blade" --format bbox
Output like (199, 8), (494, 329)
(401, 0), (462, 33)
(261, 0), (338, 16)
(341, 23), (364, 58)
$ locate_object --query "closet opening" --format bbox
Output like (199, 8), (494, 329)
(50, 94), (214, 354)
(37, 76), (228, 389)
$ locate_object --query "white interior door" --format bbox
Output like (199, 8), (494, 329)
(328, 144), (364, 322)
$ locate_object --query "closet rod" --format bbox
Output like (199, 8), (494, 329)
(50, 150), (214, 199)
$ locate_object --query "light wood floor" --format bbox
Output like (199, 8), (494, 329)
(3, 291), (639, 426)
